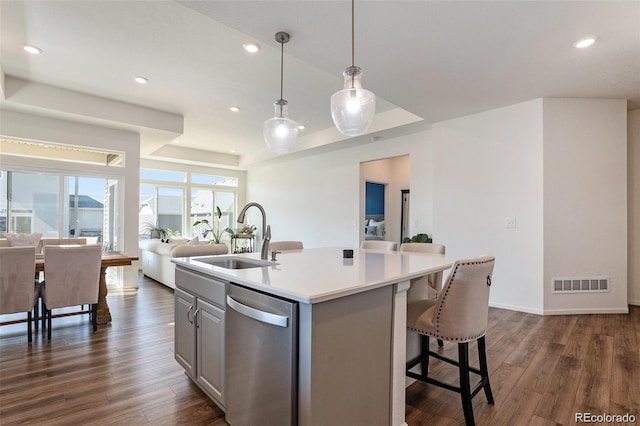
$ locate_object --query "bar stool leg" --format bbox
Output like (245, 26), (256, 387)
(458, 342), (475, 426)
(420, 335), (430, 377)
(478, 336), (494, 404)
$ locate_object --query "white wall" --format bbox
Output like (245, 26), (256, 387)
(543, 99), (628, 314)
(432, 100), (545, 314)
(246, 132), (432, 249)
(627, 109), (640, 305)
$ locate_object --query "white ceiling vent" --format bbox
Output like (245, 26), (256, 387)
(552, 277), (609, 294)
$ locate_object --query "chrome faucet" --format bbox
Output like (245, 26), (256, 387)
(237, 202), (271, 260)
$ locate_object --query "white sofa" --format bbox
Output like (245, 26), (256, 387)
(139, 239), (228, 289)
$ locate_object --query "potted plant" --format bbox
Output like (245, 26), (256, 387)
(142, 221), (168, 241)
(402, 233), (433, 244)
(233, 223), (257, 236)
(193, 206), (231, 244)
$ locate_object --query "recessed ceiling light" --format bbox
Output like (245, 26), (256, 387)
(230, 149), (236, 154)
(574, 37), (596, 49)
(243, 42), (260, 53)
(229, 106), (240, 112)
(24, 45), (42, 55)
(135, 76), (148, 84)
(297, 125), (306, 130)
(173, 140), (181, 144)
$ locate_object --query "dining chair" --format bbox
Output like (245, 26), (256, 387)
(360, 240), (397, 251)
(41, 244), (102, 340)
(406, 255), (495, 426)
(268, 241), (304, 251)
(401, 242), (447, 347)
(0, 246), (39, 342)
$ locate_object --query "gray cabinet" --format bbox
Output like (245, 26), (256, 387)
(196, 298), (225, 404)
(175, 288), (196, 377)
(174, 267), (227, 409)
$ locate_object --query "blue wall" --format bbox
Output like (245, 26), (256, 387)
(365, 182), (385, 215)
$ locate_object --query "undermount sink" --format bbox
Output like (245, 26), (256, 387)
(196, 256), (275, 269)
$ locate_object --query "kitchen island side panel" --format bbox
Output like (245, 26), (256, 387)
(298, 285), (394, 426)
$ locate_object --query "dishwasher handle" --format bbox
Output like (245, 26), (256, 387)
(227, 295), (289, 328)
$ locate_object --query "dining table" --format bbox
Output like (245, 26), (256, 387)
(36, 252), (138, 325)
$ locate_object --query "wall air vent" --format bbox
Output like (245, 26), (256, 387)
(552, 277), (609, 294)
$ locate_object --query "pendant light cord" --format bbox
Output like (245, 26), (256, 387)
(280, 38), (284, 101)
(351, 0), (355, 67)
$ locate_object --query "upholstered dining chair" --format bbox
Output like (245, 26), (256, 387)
(0, 246), (39, 342)
(269, 241), (304, 251)
(406, 255), (496, 426)
(40, 244), (102, 340)
(360, 240), (397, 251)
(401, 242), (446, 347)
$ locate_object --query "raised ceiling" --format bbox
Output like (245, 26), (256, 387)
(1, 1), (639, 168)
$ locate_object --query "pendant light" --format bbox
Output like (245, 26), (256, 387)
(330, 0), (376, 137)
(264, 32), (298, 154)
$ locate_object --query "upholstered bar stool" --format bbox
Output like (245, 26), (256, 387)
(406, 256), (495, 426)
(401, 242), (446, 347)
(360, 240), (397, 251)
(268, 241), (304, 251)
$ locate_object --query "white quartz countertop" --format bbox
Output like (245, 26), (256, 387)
(172, 247), (456, 304)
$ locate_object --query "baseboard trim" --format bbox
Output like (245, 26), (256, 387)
(541, 306), (629, 315)
(489, 301), (544, 315)
(489, 302), (630, 315)
(628, 298), (640, 306)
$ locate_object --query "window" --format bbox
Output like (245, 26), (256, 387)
(0, 170), (120, 249)
(191, 188), (235, 240)
(192, 173), (238, 187)
(0, 138), (124, 167)
(139, 168), (237, 243)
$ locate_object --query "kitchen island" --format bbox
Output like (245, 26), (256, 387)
(172, 247), (455, 426)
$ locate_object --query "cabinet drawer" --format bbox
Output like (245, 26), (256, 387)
(176, 267), (227, 308)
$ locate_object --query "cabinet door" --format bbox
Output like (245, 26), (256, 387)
(196, 298), (225, 406)
(175, 288), (196, 377)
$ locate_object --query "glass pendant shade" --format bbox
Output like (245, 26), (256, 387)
(331, 66), (376, 136)
(263, 100), (298, 154)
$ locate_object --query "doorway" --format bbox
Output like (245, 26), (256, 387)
(359, 155), (410, 245)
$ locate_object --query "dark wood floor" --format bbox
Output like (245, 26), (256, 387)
(1, 274), (638, 425)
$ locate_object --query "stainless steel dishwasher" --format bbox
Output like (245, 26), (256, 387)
(225, 283), (298, 426)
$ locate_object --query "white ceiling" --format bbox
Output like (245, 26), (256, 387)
(1, 1), (639, 169)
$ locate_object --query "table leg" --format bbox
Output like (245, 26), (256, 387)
(96, 266), (112, 325)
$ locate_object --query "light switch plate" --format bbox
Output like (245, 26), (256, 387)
(505, 217), (517, 228)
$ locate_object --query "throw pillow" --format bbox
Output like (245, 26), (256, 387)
(187, 236), (200, 246)
(6, 232), (42, 247)
(376, 221), (385, 236)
